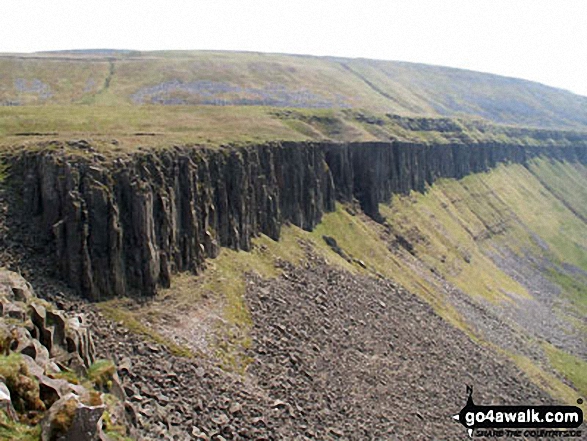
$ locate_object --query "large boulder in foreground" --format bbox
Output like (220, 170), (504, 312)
(40, 392), (106, 441)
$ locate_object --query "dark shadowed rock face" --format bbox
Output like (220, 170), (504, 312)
(11, 143), (334, 299)
(6, 141), (587, 299)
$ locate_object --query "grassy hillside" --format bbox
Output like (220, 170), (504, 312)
(1, 50), (586, 134)
(1, 105), (586, 153)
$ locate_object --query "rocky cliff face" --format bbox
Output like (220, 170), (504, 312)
(325, 142), (587, 219)
(6, 141), (587, 300)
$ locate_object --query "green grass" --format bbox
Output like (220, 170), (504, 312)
(372, 158), (587, 325)
(0, 352), (23, 379)
(487, 161), (587, 272)
(343, 58), (587, 129)
(543, 343), (587, 398)
(546, 268), (587, 314)
(0, 105), (310, 151)
(97, 300), (194, 358)
(87, 359), (116, 389)
(47, 369), (80, 386)
(1, 50), (587, 154)
(0, 57), (111, 106)
(504, 349), (584, 407)
(2, 50), (587, 131)
(379, 176), (530, 304)
(1, 104), (585, 154)
(0, 410), (40, 441)
(527, 158), (587, 233)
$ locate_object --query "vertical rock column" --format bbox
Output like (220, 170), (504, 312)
(13, 142), (336, 299)
(10, 142), (586, 299)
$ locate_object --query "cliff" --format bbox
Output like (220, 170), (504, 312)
(5, 141), (587, 300)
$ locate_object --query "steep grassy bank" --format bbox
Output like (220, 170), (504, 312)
(377, 159), (587, 402)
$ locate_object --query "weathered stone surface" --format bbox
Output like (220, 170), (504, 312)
(65, 315), (95, 368)
(12, 326), (32, 353)
(8, 299), (95, 372)
(1, 269), (96, 370)
(8, 141), (587, 299)
(29, 302), (47, 329)
(21, 338), (50, 368)
(109, 371), (125, 402)
(0, 380), (16, 417)
(20, 353), (45, 377)
(40, 393), (106, 441)
(1, 300), (27, 321)
(0, 270), (35, 302)
(38, 376), (77, 408)
(0, 270), (133, 437)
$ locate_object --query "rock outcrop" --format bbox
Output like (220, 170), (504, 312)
(40, 393), (106, 441)
(324, 142), (587, 218)
(0, 270), (95, 371)
(0, 269), (133, 440)
(6, 141), (587, 299)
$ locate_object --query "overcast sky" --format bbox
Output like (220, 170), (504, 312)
(1, 0), (586, 96)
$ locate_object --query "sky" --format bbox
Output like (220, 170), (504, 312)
(1, 0), (586, 96)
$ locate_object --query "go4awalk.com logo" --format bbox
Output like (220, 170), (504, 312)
(453, 386), (584, 438)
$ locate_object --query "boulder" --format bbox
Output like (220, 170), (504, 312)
(41, 393), (106, 441)
(21, 338), (50, 369)
(12, 326), (33, 353)
(57, 353), (87, 377)
(109, 372), (126, 402)
(117, 357), (132, 376)
(20, 353), (45, 378)
(29, 302), (47, 329)
(0, 271), (35, 302)
(1, 300), (27, 321)
(38, 376), (84, 409)
(11, 285), (33, 303)
(65, 315), (95, 367)
(46, 310), (67, 356)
